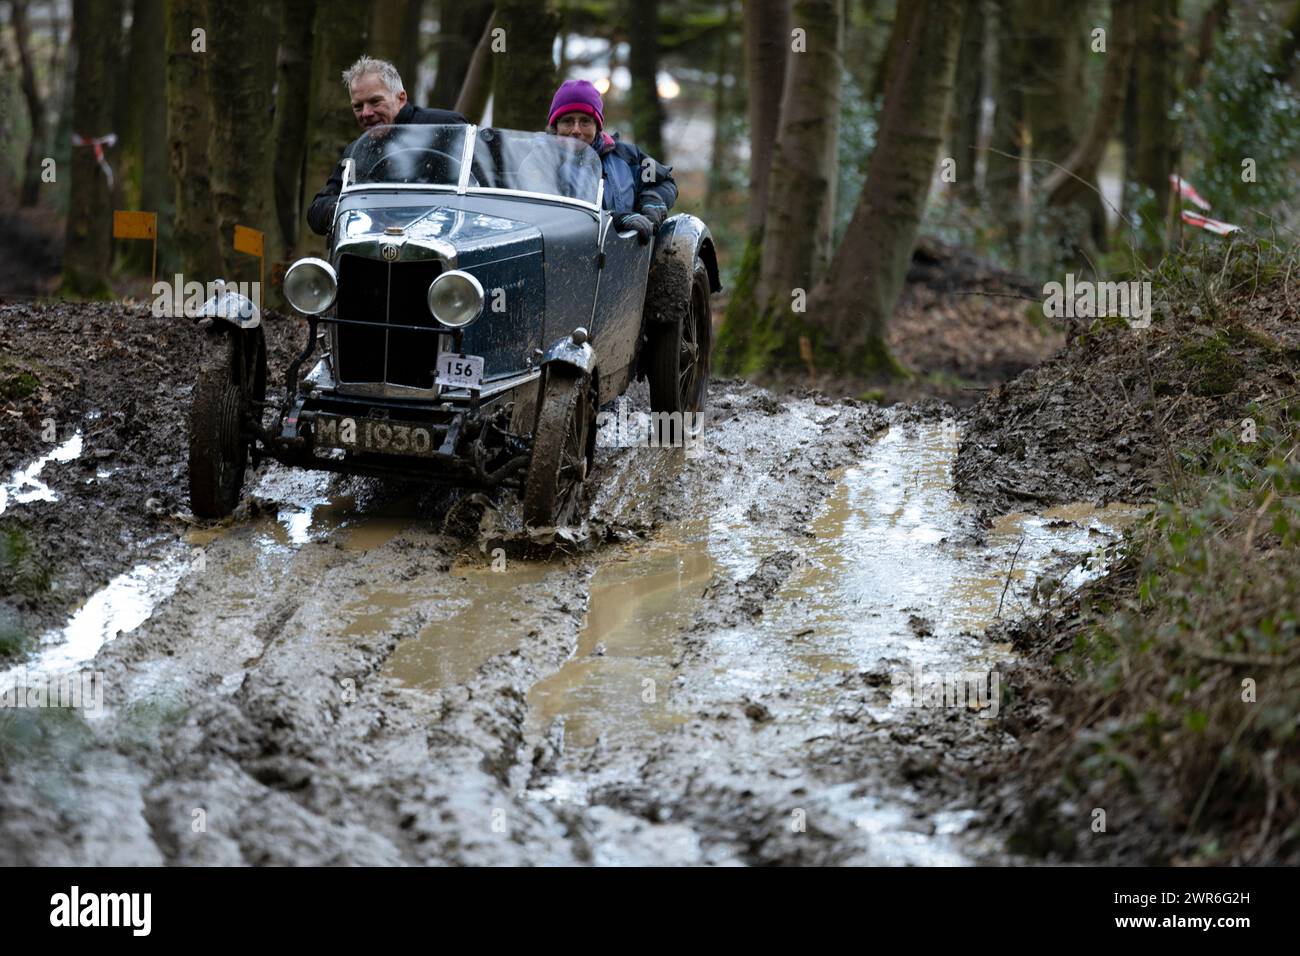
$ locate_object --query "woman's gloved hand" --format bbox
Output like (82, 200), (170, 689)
(613, 211), (654, 244)
(638, 202), (668, 228)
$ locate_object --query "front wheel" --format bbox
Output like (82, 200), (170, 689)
(188, 329), (263, 518)
(647, 257), (711, 415)
(522, 366), (595, 527)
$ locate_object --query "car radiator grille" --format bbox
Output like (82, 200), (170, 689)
(335, 254), (443, 390)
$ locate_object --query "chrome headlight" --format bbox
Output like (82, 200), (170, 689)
(427, 270), (484, 328)
(284, 258), (337, 315)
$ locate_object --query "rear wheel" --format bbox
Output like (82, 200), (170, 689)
(188, 329), (264, 518)
(522, 366), (595, 527)
(647, 258), (711, 415)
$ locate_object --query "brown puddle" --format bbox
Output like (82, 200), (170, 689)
(525, 529), (715, 748)
(380, 562), (554, 690)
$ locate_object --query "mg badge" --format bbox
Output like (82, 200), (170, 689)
(380, 242), (400, 261)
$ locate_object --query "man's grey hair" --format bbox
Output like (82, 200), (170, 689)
(342, 55), (404, 94)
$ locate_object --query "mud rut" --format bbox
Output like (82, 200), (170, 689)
(0, 384), (1142, 866)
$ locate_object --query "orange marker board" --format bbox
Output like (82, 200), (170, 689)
(113, 210), (157, 240)
(233, 224), (264, 257)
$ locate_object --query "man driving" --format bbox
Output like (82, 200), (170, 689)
(306, 56), (468, 236)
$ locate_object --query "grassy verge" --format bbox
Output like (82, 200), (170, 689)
(996, 241), (1300, 864)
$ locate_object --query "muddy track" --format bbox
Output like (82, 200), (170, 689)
(1, 303), (1139, 865)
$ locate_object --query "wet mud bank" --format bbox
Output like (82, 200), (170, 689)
(0, 301), (305, 643)
(955, 257), (1300, 865)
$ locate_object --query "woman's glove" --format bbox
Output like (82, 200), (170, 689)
(638, 202), (668, 228)
(613, 211), (654, 244)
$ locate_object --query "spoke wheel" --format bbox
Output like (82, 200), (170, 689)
(522, 366), (595, 527)
(648, 258), (711, 415)
(188, 329), (263, 518)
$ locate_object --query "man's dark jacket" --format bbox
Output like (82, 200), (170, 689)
(307, 102), (468, 236)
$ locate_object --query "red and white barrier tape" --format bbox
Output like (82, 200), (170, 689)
(70, 132), (118, 190)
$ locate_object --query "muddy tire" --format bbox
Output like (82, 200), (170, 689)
(647, 258), (711, 415)
(522, 366), (595, 527)
(188, 330), (262, 519)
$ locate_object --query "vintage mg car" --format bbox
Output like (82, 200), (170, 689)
(188, 124), (720, 526)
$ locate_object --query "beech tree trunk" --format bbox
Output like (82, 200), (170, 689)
(490, 0), (559, 132)
(209, 0), (280, 278)
(10, 0), (45, 206)
(272, 0), (316, 252)
(1134, 0), (1181, 251)
(742, 0), (789, 234)
(116, 0), (170, 274)
(807, 0), (966, 376)
(756, 0), (842, 306)
(627, 0), (665, 158)
(431, 0), (492, 109)
(165, 0), (224, 280)
(714, 0), (795, 375)
(705, 0), (737, 220)
(300, 0), (370, 256)
(62, 0), (123, 297)
(950, 0), (985, 199)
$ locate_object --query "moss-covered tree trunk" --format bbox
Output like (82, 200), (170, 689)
(165, 0), (224, 281)
(430, 0), (492, 108)
(61, 0), (123, 297)
(705, 0), (737, 221)
(299, 0), (370, 258)
(714, 0), (787, 374)
(806, 0), (965, 377)
(491, 0), (558, 132)
(626, 0), (665, 159)
(1134, 0), (1181, 253)
(116, 0), (171, 275)
(272, 0), (315, 253)
(741, 0), (788, 236)
(209, 0), (280, 280)
(755, 0), (841, 313)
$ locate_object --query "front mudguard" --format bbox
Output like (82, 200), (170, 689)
(541, 334), (597, 376)
(198, 287), (262, 330)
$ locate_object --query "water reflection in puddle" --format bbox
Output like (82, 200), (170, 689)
(0, 553), (188, 698)
(0, 432), (83, 515)
(527, 419), (1147, 749)
(526, 535), (713, 748)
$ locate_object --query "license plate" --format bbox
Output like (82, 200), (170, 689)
(436, 352), (484, 389)
(312, 414), (439, 458)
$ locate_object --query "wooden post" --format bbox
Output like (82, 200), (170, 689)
(112, 210), (158, 286)
(233, 224), (265, 307)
